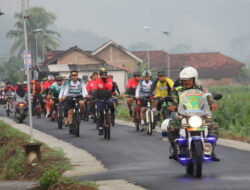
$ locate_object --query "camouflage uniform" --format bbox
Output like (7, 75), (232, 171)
(167, 85), (219, 142)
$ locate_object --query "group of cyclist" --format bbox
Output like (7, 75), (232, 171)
(0, 65), (220, 160)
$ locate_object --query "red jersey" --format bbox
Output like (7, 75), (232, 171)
(34, 83), (42, 95)
(3, 86), (14, 94)
(94, 78), (113, 91)
(43, 81), (54, 90)
(86, 80), (96, 93)
(126, 78), (140, 90)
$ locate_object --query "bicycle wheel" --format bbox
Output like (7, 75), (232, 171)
(106, 110), (111, 140)
(134, 108), (140, 131)
(36, 104), (41, 119)
(74, 111), (80, 137)
(6, 102), (10, 117)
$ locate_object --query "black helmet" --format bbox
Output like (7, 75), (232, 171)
(133, 71), (141, 77)
(82, 75), (88, 80)
(99, 67), (107, 76)
(158, 70), (166, 76)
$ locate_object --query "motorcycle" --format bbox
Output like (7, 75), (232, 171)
(15, 101), (28, 123)
(166, 89), (222, 178)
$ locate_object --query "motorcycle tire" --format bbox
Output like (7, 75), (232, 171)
(192, 141), (203, 178)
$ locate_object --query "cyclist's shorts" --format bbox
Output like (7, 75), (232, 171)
(96, 97), (114, 112)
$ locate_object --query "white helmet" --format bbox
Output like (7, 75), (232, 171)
(179, 66), (198, 85)
(48, 75), (54, 81)
(142, 70), (152, 77)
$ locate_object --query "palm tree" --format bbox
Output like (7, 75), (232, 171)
(7, 7), (61, 64)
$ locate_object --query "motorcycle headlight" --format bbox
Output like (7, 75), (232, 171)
(188, 116), (202, 128)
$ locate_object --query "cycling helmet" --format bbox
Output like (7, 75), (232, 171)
(142, 70), (152, 77)
(179, 66), (198, 84)
(133, 71), (141, 77)
(158, 70), (166, 76)
(23, 81), (27, 85)
(31, 80), (35, 84)
(42, 77), (47, 81)
(48, 75), (54, 81)
(82, 75), (88, 80)
(99, 67), (107, 76)
(55, 76), (63, 81)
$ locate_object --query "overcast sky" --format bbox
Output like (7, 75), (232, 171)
(1, 0), (250, 59)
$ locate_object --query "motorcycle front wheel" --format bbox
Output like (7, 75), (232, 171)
(192, 141), (203, 178)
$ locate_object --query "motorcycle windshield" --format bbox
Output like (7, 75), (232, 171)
(178, 89), (211, 117)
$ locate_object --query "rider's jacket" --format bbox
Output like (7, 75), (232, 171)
(3, 86), (14, 94)
(63, 78), (88, 97)
(150, 78), (174, 98)
(33, 83), (43, 95)
(49, 82), (62, 98)
(86, 80), (96, 94)
(93, 78), (113, 99)
(169, 85), (215, 110)
(43, 80), (54, 94)
(112, 81), (120, 96)
(135, 79), (153, 97)
(126, 77), (140, 95)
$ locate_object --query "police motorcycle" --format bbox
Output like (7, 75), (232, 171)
(163, 89), (221, 178)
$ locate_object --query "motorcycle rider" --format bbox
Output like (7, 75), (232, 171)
(61, 70), (88, 133)
(150, 70), (174, 121)
(126, 71), (141, 117)
(135, 70), (153, 130)
(167, 67), (220, 161)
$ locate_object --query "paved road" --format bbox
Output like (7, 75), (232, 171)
(2, 110), (250, 190)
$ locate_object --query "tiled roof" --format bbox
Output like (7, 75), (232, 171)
(133, 51), (244, 79)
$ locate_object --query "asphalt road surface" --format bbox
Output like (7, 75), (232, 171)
(2, 109), (250, 190)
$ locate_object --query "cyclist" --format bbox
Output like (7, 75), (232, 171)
(108, 74), (120, 106)
(3, 82), (15, 112)
(126, 71), (141, 117)
(82, 75), (89, 85)
(93, 68), (114, 135)
(32, 79), (45, 112)
(135, 70), (153, 130)
(59, 75), (70, 127)
(48, 76), (63, 117)
(43, 75), (55, 117)
(150, 70), (174, 120)
(62, 70), (88, 133)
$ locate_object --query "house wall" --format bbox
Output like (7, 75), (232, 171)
(58, 51), (101, 65)
(95, 45), (137, 71)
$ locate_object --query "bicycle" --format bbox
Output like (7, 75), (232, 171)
(96, 98), (113, 140)
(68, 96), (82, 137)
(128, 96), (141, 131)
(55, 99), (64, 129)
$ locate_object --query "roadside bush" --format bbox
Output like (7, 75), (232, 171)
(39, 168), (61, 190)
(209, 86), (250, 138)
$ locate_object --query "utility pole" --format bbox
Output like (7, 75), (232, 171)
(22, 0), (33, 143)
(143, 26), (151, 70)
(163, 31), (171, 78)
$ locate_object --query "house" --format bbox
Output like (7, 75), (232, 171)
(92, 40), (143, 71)
(38, 46), (128, 92)
(133, 51), (245, 86)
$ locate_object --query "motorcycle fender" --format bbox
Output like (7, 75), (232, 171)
(188, 136), (204, 150)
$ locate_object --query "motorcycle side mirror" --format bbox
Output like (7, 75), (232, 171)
(165, 96), (173, 102)
(213, 93), (223, 100)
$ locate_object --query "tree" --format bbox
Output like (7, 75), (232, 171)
(6, 7), (61, 65)
(0, 56), (24, 84)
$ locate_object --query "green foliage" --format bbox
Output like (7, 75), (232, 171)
(209, 86), (250, 137)
(7, 6), (60, 62)
(0, 56), (24, 84)
(39, 167), (61, 190)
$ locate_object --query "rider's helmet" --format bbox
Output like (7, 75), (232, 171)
(99, 67), (107, 76)
(23, 81), (27, 85)
(42, 77), (47, 82)
(158, 70), (166, 77)
(82, 75), (88, 80)
(179, 66), (198, 85)
(142, 70), (152, 77)
(133, 71), (141, 77)
(31, 80), (35, 84)
(48, 75), (54, 81)
(55, 76), (63, 81)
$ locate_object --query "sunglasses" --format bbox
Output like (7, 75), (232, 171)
(71, 74), (78, 76)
